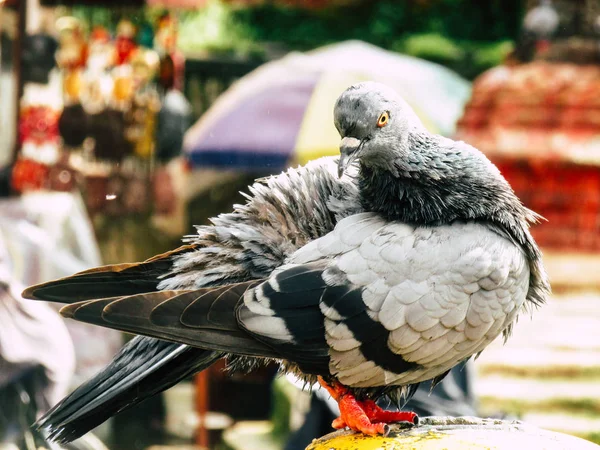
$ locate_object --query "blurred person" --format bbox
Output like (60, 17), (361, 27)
(0, 231), (109, 450)
(0, 227), (74, 449)
(0, 167), (108, 450)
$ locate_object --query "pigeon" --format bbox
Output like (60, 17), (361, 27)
(24, 82), (549, 440)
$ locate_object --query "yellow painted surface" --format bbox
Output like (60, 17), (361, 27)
(308, 431), (488, 450)
(306, 418), (600, 450)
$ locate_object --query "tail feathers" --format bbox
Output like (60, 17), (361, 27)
(37, 335), (222, 444)
(22, 245), (199, 303)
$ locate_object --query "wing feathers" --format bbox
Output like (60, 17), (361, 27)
(37, 337), (220, 444)
(22, 245), (198, 303)
(182, 283), (259, 329)
(58, 285), (279, 357)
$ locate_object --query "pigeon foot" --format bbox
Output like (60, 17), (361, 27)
(317, 377), (418, 436)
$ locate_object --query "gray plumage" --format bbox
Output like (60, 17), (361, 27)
(24, 82), (549, 442)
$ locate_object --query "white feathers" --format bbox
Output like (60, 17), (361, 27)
(388, 326), (421, 352)
(295, 214), (530, 387)
(242, 315), (293, 341)
(361, 280), (389, 311)
(335, 213), (388, 247)
(440, 301), (469, 328)
(243, 287), (275, 316)
(325, 321), (360, 351)
(405, 302), (440, 332)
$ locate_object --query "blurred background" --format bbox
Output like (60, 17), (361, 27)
(1, 0), (599, 449)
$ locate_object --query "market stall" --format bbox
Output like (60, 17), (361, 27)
(6, 2), (194, 262)
(2, 2), (196, 447)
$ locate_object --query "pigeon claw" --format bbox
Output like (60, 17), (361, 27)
(359, 399), (419, 425)
(336, 390), (388, 436)
(317, 377), (419, 436)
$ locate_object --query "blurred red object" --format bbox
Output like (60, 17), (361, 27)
(456, 62), (600, 252)
(90, 26), (111, 44)
(19, 106), (60, 146)
(114, 20), (138, 66)
(11, 158), (49, 193)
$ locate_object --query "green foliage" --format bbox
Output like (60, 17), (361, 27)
(175, 0), (523, 79)
(582, 432), (600, 445)
(270, 377), (293, 439)
(68, 5), (147, 34)
(393, 36), (513, 79)
(177, 1), (262, 57)
(473, 40), (514, 69)
(394, 33), (465, 65)
(228, 0), (524, 47)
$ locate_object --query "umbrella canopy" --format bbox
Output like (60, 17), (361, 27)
(184, 41), (471, 171)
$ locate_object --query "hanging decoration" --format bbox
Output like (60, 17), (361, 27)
(12, 83), (63, 194)
(11, 158), (50, 193)
(19, 106), (60, 148)
(54, 15), (162, 216)
(11, 7), (190, 223)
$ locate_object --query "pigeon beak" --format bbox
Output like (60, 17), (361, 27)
(338, 137), (361, 178)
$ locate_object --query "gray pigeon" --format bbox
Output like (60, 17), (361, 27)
(24, 82), (549, 439)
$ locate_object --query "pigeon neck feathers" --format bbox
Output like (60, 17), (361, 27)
(359, 130), (526, 227)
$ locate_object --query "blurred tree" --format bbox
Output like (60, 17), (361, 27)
(175, 0), (525, 79)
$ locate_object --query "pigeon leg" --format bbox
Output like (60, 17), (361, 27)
(317, 377), (387, 436)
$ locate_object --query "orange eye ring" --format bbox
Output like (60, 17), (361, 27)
(377, 111), (389, 128)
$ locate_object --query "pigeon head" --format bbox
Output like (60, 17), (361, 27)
(334, 82), (425, 178)
(333, 82), (541, 245)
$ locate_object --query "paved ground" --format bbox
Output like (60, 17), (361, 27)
(473, 290), (600, 442)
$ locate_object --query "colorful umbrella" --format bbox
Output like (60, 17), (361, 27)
(184, 40), (471, 171)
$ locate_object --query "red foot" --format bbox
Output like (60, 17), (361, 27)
(360, 399), (419, 424)
(317, 377), (418, 436)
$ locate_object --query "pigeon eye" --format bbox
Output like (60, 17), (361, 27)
(377, 111), (389, 128)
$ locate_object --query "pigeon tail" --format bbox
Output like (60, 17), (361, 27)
(37, 336), (222, 444)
